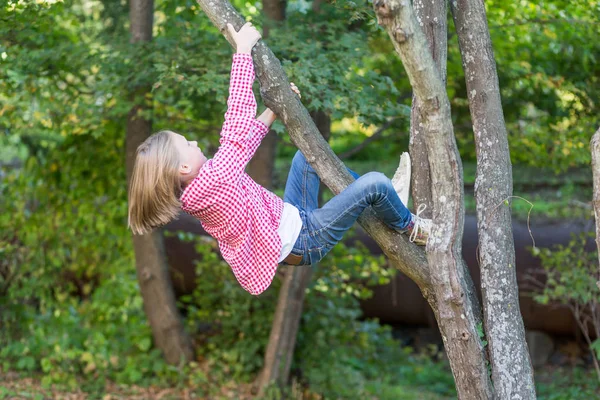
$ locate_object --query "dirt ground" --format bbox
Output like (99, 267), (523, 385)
(0, 371), (258, 400)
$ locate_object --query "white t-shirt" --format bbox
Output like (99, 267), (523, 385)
(277, 202), (303, 262)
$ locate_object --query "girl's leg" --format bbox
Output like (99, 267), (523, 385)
(304, 172), (412, 263)
(283, 150), (359, 211)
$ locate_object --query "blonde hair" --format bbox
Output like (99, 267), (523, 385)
(128, 130), (182, 235)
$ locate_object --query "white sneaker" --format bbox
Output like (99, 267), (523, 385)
(392, 152), (411, 206)
(407, 204), (432, 246)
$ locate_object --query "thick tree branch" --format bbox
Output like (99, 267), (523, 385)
(373, 0), (492, 397)
(195, 0), (432, 294)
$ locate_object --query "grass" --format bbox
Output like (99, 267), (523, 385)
(0, 372), (452, 400)
(364, 382), (454, 400)
(2, 365), (598, 399)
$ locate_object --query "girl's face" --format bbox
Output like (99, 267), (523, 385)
(173, 133), (207, 185)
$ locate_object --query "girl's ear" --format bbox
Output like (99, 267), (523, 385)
(179, 163), (192, 175)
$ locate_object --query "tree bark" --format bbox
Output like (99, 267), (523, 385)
(257, 265), (313, 392)
(126, 0), (194, 365)
(450, 1), (536, 397)
(373, 0), (492, 398)
(195, 0), (432, 298)
(245, 0), (286, 188)
(409, 0), (447, 218)
(592, 127), (600, 284)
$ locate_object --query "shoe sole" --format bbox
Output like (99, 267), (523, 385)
(392, 152), (411, 205)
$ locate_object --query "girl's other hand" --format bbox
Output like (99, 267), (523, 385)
(227, 22), (261, 54)
(290, 82), (301, 99)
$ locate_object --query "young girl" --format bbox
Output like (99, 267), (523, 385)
(128, 22), (431, 295)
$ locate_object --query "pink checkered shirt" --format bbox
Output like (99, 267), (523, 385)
(180, 54), (284, 296)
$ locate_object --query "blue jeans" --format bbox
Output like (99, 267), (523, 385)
(283, 151), (412, 265)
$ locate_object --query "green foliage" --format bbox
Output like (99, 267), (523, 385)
(361, 0), (599, 171)
(268, 8), (406, 127)
(0, 0), (415, 394)
(2, 0), (599, 397)
(476, 322), (488, 348)
(533, 231), (600, 380)
(470, 0), (599, 171)
(534, 232), (598, 309)
(0, 130), (177, 389)
(0, 1), (160, 389)
(293, 239), (393, 397)
(176, 234), (280, 380)
(0, 272), (174, 390)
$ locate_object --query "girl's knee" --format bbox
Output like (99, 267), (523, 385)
(360, 171), (391, 189)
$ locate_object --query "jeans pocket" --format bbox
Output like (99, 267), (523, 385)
(318, 244), (334, 262)
(306, 243), (333, 265)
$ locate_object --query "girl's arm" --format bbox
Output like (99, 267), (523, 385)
(256, 108), (276, 128)
(212, 23), (266, 183)
(222, 53), (258, 123)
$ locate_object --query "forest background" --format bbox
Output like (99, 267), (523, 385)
(1, 0), (599, 398)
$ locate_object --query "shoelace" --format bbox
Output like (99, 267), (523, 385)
(409, 203), (429, 244)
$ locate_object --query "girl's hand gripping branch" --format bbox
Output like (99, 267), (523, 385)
(227, 22), (261, 54)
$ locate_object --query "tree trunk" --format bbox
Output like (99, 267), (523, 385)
(373, 0), (492, 398)
(126, 0), (194, 365)
(409, 0), (447, 218)
(592, 127), (600, 283)
(195, 0), (432, 298)
(245, 0), (286, 188)
(256, 265), (313, 392)
(257, 110), (330, 393)
(450, 0), (536, 397)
